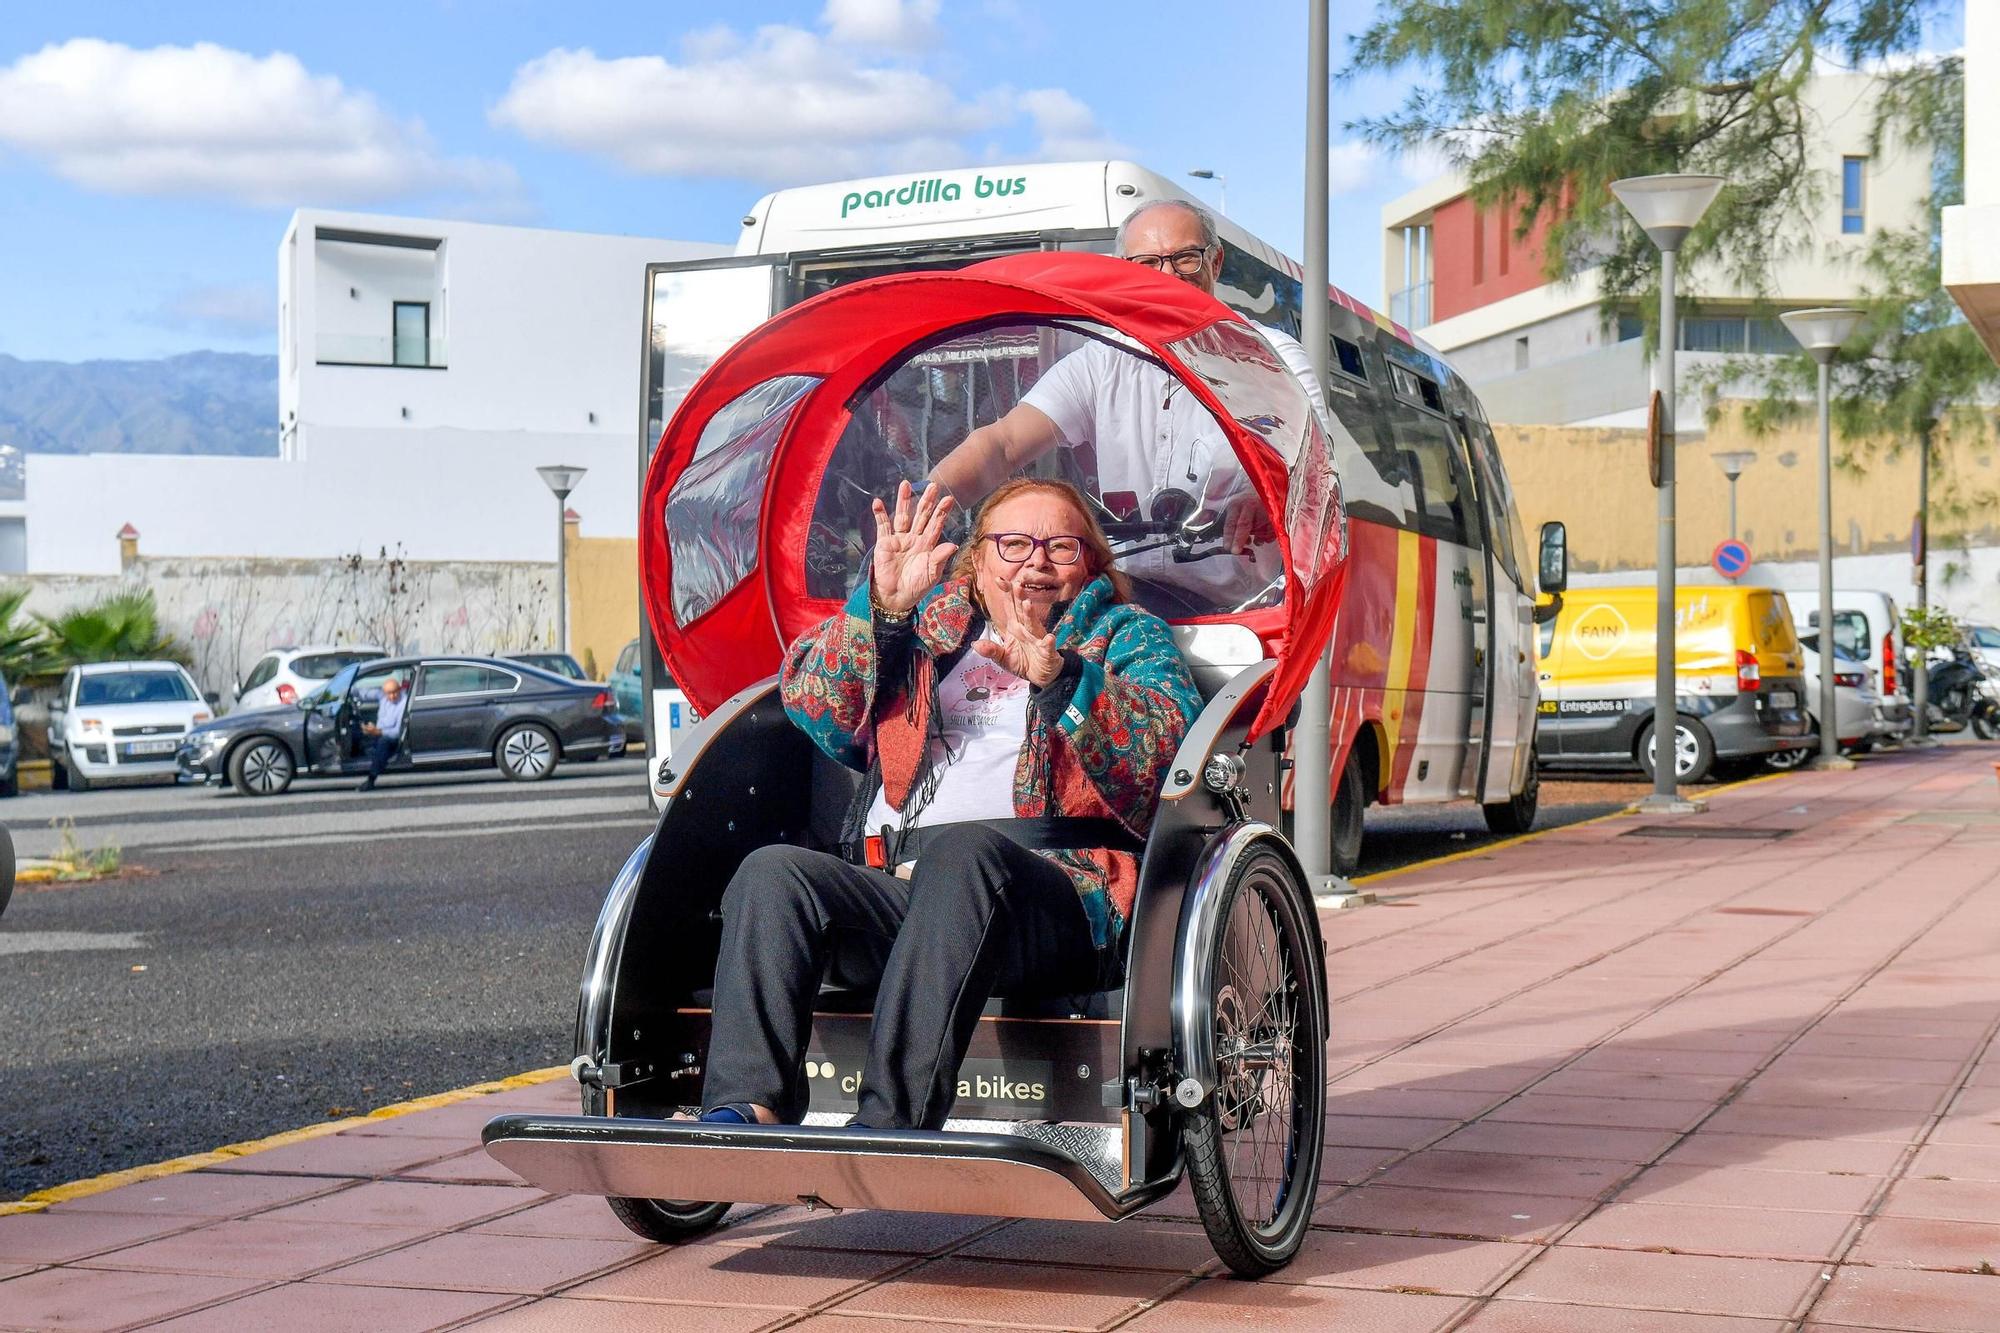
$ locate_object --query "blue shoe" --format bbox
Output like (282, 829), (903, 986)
(699, 1104), (756, 1125)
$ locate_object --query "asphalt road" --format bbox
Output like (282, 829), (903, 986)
(0, 757), (1630, 1200)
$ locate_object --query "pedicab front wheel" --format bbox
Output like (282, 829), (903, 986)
(606, 1195), (730, 1242)
(1180, 845), (1326, 1278)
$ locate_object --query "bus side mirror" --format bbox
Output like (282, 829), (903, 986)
(1538, 521), (1568, 595)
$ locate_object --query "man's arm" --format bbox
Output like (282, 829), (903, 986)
(926, 402), (1064, 504)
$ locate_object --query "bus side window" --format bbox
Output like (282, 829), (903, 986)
(1400, 418), (1474, 547)
(1216, 246), (1304, 337)
(1466, 420), (1525, 589)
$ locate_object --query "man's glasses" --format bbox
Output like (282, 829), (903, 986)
(1126, 245), (1214, 276)
(986, 533), (1085, 565)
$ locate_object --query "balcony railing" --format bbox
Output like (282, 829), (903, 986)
(316, 334), (449, 368)
(1388, 281), (1433, 329)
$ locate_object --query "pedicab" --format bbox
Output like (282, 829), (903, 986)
(483, 250), (1349, 1276)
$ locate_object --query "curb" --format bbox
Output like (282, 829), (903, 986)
(0, 1065), (567, 1217)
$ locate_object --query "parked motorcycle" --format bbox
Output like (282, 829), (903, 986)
(1918, 644), (1999, 736)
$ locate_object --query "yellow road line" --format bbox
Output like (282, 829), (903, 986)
(0, 1065), (566, 1216)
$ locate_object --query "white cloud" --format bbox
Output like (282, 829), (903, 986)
(1327, 140), (1380, 195)
(1018, 87), (1124, 161)
(822, 0), (941, 50)
(151, 282), (273, 340)
(492, 27), (1108, 184)
(0, 39), (516, 208)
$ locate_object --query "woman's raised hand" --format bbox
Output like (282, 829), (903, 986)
(870, 480), (957, 616)
(972, 577), (1062, 687)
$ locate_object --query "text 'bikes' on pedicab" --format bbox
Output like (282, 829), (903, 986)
(484, 251), (1349, 1276)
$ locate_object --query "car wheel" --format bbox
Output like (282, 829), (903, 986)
(0, 827), (13, 918)
(496, 723), (559, 781)
(1765, 745), (1812, 771)
(0, 766), (17, 798)
(65, 747), (92, 792)
(228, 738), (295, 796)
(1483, 756), (1539, 835)
(1639, 717), (1715, 784)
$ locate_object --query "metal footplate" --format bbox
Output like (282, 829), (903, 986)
(482, 1114), (1168, 1223)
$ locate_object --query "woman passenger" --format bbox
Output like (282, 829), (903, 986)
(701, 477), (1201, 1131)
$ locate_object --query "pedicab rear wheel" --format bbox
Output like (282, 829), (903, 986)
(606, 1195), (730, 1242)
(1181, 845), (1326, 1277)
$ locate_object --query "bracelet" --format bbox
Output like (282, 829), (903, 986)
(871, 590), (914, 624)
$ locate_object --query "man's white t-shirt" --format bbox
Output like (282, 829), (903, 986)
(864, 630), (1027, 839)
(1019, 321), (1323, 610)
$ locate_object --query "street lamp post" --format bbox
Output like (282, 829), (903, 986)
(536, 464), (588, 654)
(1710, 450), (1757, 542)
(1187, 168), (1227, 216)
(1779, 307), (1865, 771)
(1293, 0), (1340, 896)
(1610, 174), (1725, 811)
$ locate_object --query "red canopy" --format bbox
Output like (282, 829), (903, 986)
(640, 250), (1347, 742)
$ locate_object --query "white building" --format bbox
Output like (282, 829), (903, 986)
(26, 211), (723, 574)
(1380, 70), (1933, 426)
(1943, 4), (1999, 363)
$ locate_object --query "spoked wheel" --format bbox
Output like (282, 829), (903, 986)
(606, 1195), (730, 1243)
(1182, 845), (1327, 1277)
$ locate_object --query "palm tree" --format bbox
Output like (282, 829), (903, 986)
(36, 589), (189, 672)
(0, 585), (54, 684)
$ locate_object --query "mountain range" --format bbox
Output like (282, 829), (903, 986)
(0, 352), (279, 480)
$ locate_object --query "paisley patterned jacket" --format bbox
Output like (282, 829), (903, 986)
(780, 572), (1201, 952)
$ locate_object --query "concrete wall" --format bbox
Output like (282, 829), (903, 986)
(1498, 413), (2000, 621)
(564, 525), (638, 682)
(15, 553), (557, 702)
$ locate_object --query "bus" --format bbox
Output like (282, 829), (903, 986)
(634, 160), (1548, 873)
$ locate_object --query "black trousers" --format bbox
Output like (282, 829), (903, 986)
(363, 734), (399, 782)
(703, 825), (1107, 1130)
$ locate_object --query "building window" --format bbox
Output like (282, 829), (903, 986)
(1841, 157), (1866, 235)
(1497, 200), (1510, 277)
(1472, 206), (1485, 285)
(392, 301), (430, 368)
(1514, 335), (1529, 371)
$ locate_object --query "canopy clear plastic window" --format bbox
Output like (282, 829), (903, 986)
(668, 374), (820, 626)
(806, 320), (1286, 620)
(1166, 322), (1345, 600)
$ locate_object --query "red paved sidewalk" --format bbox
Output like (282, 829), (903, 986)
(5, 744), (1999, 1331)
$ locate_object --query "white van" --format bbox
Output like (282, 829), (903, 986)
(1792, 591), (1911, 738)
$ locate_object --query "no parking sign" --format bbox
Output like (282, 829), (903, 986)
(1712, 539), (1752, 579)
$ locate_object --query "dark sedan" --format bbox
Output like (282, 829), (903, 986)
(178, 656), (624, 796)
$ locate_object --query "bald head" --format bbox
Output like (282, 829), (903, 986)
(1115, 199), (1222, 295)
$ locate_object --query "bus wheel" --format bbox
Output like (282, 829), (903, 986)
(1331, 749), (1367, 878)
(1482, 759), (1538, 835)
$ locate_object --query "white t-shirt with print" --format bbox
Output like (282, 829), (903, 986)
(1020, 324), (1319, 610)
(865, 630), (1029, 839)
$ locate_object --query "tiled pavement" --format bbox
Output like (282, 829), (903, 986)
(5, 745), (2000, 1331)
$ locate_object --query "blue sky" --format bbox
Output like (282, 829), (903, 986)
(0, 1), (1966, 363)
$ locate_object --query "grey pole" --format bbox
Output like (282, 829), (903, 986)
(1649, 243), (1681, 804)
(1811, 359), (1849, 768)
(1913, 428), (1931, 740)
(1294, 0), (1336, 890)
(1729, 476), (1738, 543)
(555, 495), (569, 654)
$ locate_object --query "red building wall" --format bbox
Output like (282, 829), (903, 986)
(1429, 193), (1559, 323)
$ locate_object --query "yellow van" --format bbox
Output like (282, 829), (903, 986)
(1536, 585), (1811, 782)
